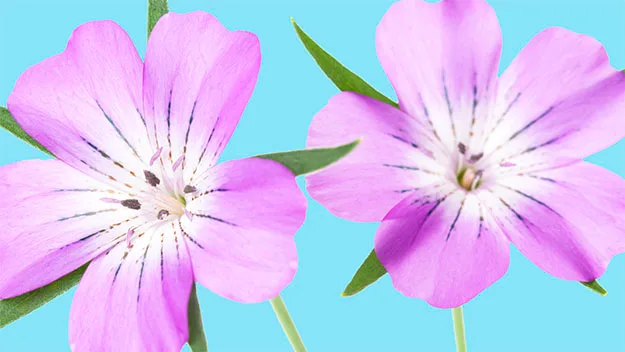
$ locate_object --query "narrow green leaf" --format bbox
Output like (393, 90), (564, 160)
(580, 280), (607, 296)
(256, 139), (360, 176)
(187, 284), (208, 352)
(342, 250), (387, 297)
(0, 107), (53, 156)
(0, 265), (87, 328)
(147, 0), (168, 38)
(291, 18), (398, 108)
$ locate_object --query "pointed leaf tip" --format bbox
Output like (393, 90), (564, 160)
(581, 280), (608, 296)
(147, 0), (169, 38)
(342, 249), (387, 297)
(255, 139), (360, 176)
(292, 20), (398, 108)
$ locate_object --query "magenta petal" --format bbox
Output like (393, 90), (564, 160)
(7, 21), (151, 190)
(0, 160), (138, 299)
(69, 227), (193, 351)
(183, 158), (306, 303)
(486, 27), (625, 164)
(306, 92), (444, 222)
(375, 187), (510, 308)
(487, 162), (625, 281)
(143, 12), (260, 179)
(376, 0), (502, 148)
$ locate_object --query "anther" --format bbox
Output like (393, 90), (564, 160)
(469, 153), (484, 163)
(457, 142), (467, 155)
(121, 199), (142, 210)
(172, 155), (185, 172)
(183, 185), (198, 194)
(157, 209), (170, 220)
(149, 147), (163, 166)
(144, 170), (161, 187)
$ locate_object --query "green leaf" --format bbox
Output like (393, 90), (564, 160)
(147, 0), (168, 38)
(256, 139), (360, 176)
(0, 107), (53, 156)
(342, 250), (387, 297)
(580, 280), (607, 296)
(0, 265), (87, 328)
(291, 18), (398, 108)
(187, 284), (208, 352)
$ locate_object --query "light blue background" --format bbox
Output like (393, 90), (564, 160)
(1, 0), (624, 351)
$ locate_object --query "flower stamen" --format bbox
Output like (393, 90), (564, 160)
(121, 199), (142, 210)
(172, 155), (185, 172)
(144, 170), (161, 187)
(149, 147), (163, 166)
(183, 185), (197, 194)
(157, 209), (170, 220)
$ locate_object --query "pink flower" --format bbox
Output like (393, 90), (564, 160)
(0, 12), (307, 350)
(306, 0), (625, 308)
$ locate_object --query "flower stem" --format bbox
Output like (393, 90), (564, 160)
(269, 295), (306, 352)
(452, 306), (467, 352)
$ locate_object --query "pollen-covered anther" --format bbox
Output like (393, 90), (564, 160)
(144, 170), (161, 187)
(121, 199), (142, 210)
(157, 209), (170, 220)
(183, 185), (197, 194)
(457, 142), (467, 155)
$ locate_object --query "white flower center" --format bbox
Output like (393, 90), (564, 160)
(99, 147), (197, 246)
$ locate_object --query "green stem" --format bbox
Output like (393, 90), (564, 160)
(187, 285), (208, 352)
(269, 295), (307, 352)
(451, 306), (467, 352)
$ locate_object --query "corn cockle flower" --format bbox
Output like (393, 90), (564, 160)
(0, 12), (307, 350)
(306, 0), (625, 308)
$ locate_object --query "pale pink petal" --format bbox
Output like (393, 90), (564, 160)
(375, 185), (510, 308)
(484, 27), (625, 166)
(142, 12), (260, 183)
(182, 158), (306, 303)
(0, 160), (140, 299)
(376, 0), (502, 150)
(69, 224), (193, 351)
(7, 21), (152, 191)
(484, 162), (625, 281)
(306, 92), (445, 222)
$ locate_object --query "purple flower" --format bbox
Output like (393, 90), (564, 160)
(306, 0), (625, 308)
(0, 12), (307, 350)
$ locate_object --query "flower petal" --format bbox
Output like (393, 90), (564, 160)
(7, 21), (151, 191)
(485, 27), (625, 167)
(0, 160), (141, 299)
(183, 158), (306, 303)
(376, 0), (502, 150)
(69, 224), (193, 351)
(142, 12), (260, 184)
(485, 162), (625, 281)
(375, 186), (510, 308)
(306, 92), (445, 222)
